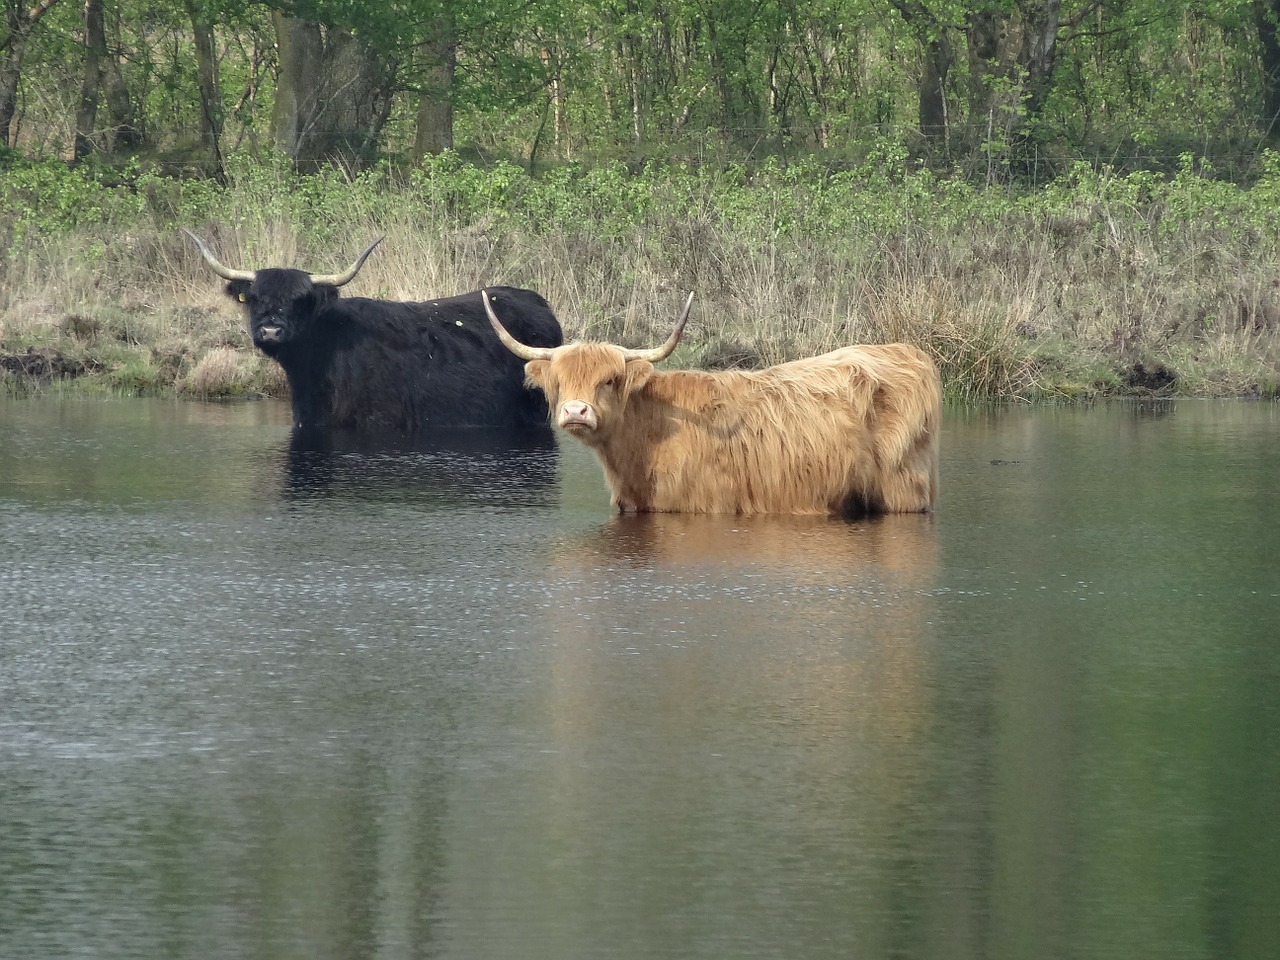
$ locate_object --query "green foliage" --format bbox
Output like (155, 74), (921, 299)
(103, 352), (163, 394)
(0, 157), (146, 249)
(1048, 0), (1260, 160)
(407, 153), (534, 222)
(9, 0), (1277, 177)
(8, 145), (1279, 262)
(1017, 152), (1280, 248)
(545, 163), (659, 228)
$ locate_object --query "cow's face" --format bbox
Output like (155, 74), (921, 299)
(226, 268), (340, 353)
(524, 344), (654, 445)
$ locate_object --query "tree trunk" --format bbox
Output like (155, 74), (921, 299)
(413, 18), (455, 158)
(74, 0), (138, 159)
(1256, 0), (1280, 134)
(102, 47), (138, 148)
(965, 7), (1003, 136)
(73, 0), (103, 160)
(270, 12), (320, 159)
(918, 34), (952, 148)
(705, 13), (757, 136)
(0, 37), (26, 147)
(887, 0), (954, 154)
(185, 0), (223, 175)
(270, 11), (394, 168)
(0, 48), (18, 146)
(1017, 0), (1061, 126)
(545, 47), (563, 148)
(2, 0), (61, 147)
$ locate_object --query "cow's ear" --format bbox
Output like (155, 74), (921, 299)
(524, 359), (551, 387)
(624, 360), (654, 393)
(226, 280), (250, 303)
(313, 284), (339, 306)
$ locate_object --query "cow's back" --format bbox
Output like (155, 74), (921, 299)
(476, 287), (562, 349)
(614, 342), (939, 515)
(816, 343), (940, 513)
(307, 287), (564, 431)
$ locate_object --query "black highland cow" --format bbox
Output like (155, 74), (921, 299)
(184, 229), (563, 432)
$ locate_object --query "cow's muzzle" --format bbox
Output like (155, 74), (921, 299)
(255, 324), (283, 345)
(558, 400), (597, 432)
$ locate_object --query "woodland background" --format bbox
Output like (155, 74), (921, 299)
(5, 0), (1280, 177)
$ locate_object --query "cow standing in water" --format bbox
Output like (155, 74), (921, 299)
(184, 230), (563, 432)
(483, 290), (941, 517)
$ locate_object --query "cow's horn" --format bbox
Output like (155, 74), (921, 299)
(482, 289), (557, 360)
(182, 228), (255, 282)
(309, 236), (384, 287)
(620, 292), (694, 363)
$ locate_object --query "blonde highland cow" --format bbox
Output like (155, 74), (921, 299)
(484, 291), (941, 517)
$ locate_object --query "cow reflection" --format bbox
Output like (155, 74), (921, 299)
(489, 512), (943, 931)
(543, 510), (939, 735)
(281, 425), (560, 509)
(567, 510), (937, 579)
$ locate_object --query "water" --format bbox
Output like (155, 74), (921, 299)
(1, 397), (1277, 960)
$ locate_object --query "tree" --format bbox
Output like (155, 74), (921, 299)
(414, 21), (455, 158)
(73, 0), (140, 160)
(1, 0), (1276, 178)
(72, 0), (101, 159)
(884, 0), (958, 152)
(269, 10), (395, 167)
(967, 0), (1068, 160)
(414, 12), (456, 157)
(1, 0), (59, 147)
(184, 0), (225, 176)
(1256, 0), (1280, 133)
(1018, 0), (1062, 125)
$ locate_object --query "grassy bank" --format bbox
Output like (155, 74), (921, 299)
(3, 151), (1280, 402)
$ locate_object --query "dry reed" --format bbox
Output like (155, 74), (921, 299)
(2, 172), (1278, 400)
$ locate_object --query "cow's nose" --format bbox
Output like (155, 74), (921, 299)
(558, 400), (597, 430)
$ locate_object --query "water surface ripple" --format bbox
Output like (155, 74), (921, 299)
(1, 397), (1277, 960)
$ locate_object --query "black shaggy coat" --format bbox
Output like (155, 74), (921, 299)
(227, 273), (563, 431)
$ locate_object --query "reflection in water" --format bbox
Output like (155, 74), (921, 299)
(435, 511), (949, 958)
(573, 509), (938, 575)
(1, 398), (1279, 960)
(1129, 398), (1177, 421)
(279, 424), (561, 508)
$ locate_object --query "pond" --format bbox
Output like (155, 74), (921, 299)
(1, 396), (1278, 960)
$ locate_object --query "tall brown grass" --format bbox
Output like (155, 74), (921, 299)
(2, 169), (1278, 400)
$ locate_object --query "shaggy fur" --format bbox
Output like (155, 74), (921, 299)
(222, 272), (563, 431)
(521, 340), (941, 517)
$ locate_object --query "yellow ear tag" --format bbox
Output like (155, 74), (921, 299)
(238, 293), (246, 303)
